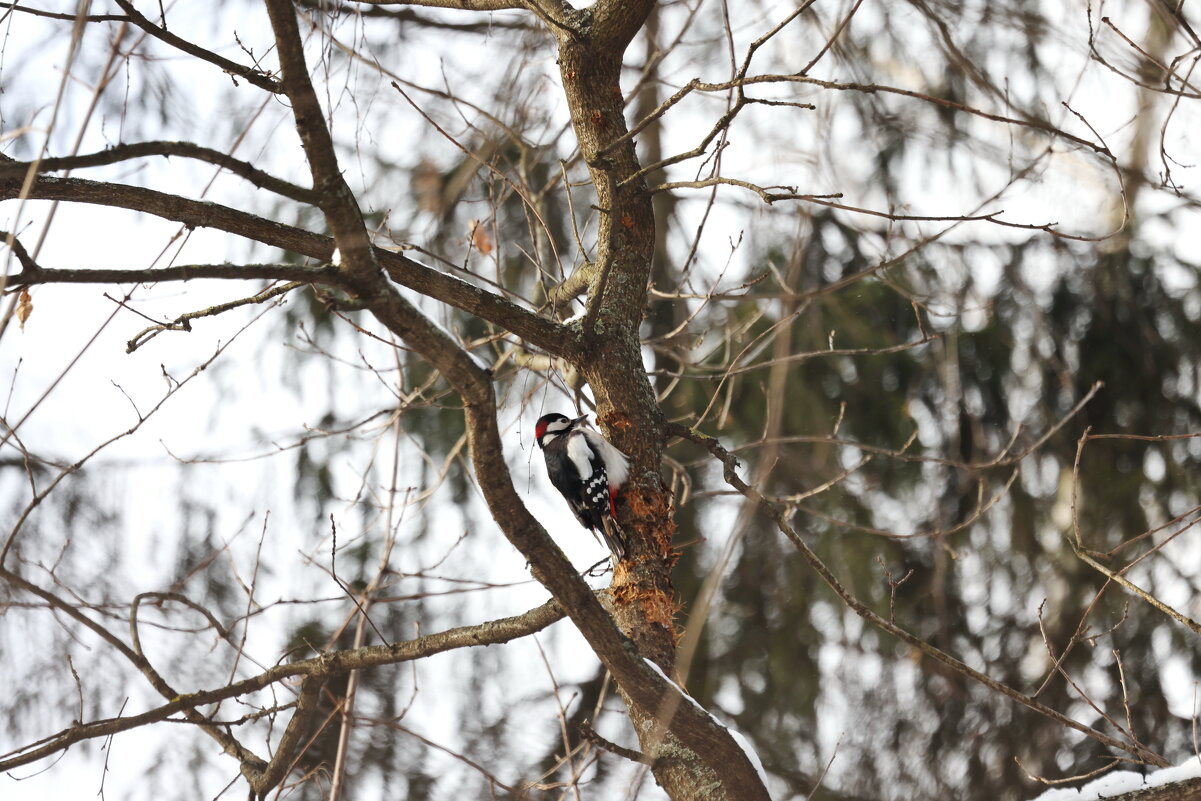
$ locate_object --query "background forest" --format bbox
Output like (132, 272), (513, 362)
(2, 1), (1201, 800)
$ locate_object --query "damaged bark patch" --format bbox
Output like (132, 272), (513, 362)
(625, 486), (677, 559)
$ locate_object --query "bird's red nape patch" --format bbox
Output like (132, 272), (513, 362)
(534, 419), (549, 440)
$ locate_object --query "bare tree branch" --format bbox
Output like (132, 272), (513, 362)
(112, 0), (282, 94)
(350, 0), (529, 10)
(0, 175), (570, 354)
(0, 593), (566, 775)
(6, 263), (335, 288)
(298, 0), (534, 30)
(0, 142), (318, 204)
(0, 2), (125, 22)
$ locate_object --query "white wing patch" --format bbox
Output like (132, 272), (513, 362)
(566, 432), (598, 481)
(582, 430), (629, 489)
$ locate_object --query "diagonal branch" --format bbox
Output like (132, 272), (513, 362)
(125, 281), (308, 353)
(545, 262), (596, 306)
(448, 376), (771, 799)
(112, 0), (282, 93)
(1074, 547), (1201, 636)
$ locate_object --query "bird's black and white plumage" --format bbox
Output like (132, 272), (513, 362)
(534, 412), (630, 560)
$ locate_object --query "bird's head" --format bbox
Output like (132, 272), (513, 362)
(535, 412), (588, 448)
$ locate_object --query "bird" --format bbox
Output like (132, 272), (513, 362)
(534, 412), (630, 560)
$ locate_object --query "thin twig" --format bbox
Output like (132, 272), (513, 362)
(577, 722), (655, 765)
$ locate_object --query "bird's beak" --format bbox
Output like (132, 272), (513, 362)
(571, 414), (590, 428)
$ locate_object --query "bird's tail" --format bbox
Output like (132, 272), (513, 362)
(599, 517), (626, 561)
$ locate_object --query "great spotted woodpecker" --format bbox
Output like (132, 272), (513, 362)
(534, 413), (630, 560)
